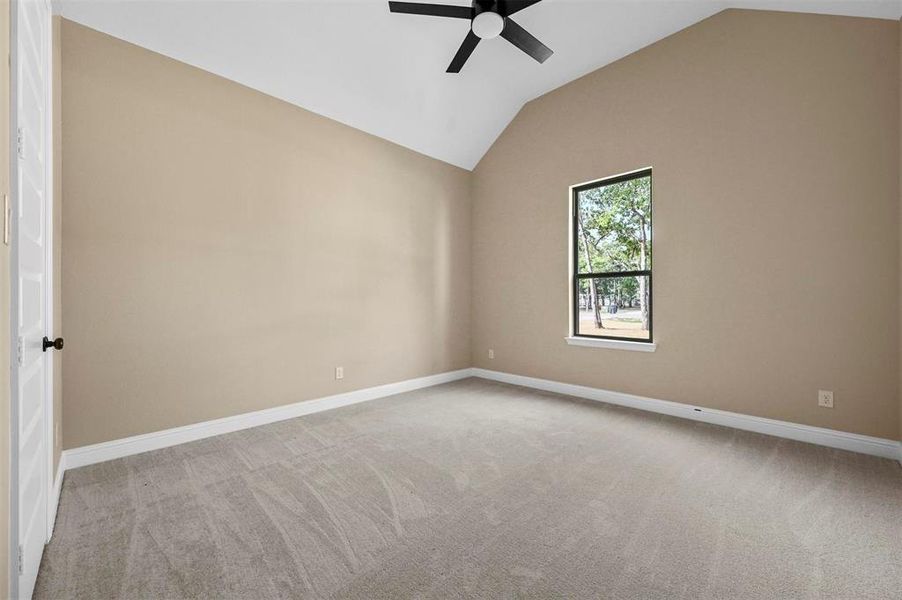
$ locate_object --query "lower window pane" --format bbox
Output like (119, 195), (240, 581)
(576, 276), (651, 341)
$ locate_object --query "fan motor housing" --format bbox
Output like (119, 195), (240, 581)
(473, 1), (498, 16)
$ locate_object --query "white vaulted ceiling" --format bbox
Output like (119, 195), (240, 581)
(58, 0), (902, 169)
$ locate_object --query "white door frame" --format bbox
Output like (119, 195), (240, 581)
(39, 0), (54, 541)
(8, 0), (55, 597)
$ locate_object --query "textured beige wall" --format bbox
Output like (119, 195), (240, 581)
(60, 20), (471, 448)
(52, 15), (62, 476)
(59, 10), (902, 448)
(472, 9), (901, 440)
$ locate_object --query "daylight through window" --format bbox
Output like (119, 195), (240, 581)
(572, 169), (652, 342)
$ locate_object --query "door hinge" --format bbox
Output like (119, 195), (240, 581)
(16, 336), (23, 366)
(16, 545), (23, 575)
(16, 127), (24, 159)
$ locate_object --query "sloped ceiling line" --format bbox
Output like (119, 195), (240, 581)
(57, 0), (902, 170)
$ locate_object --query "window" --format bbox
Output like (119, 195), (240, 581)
(571, 169), (652, 344)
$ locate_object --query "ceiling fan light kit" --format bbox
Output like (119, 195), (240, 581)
(472, 11), (504, 39)
(388, 0), (552, 73)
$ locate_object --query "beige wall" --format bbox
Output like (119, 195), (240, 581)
(52, 15), (62, 477)
(59, 10), (902, 449)
(472, 9), (901, 440)
(60, 20), (471, 448)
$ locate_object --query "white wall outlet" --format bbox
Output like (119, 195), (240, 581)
(818, 390), (834, 408)
(335, 366), (344, 380)
(488, 349), (494, 359)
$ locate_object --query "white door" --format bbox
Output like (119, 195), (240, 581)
(11, 0), (53, 597)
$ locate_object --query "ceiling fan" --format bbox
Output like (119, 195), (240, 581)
(388, 0), (552, 73)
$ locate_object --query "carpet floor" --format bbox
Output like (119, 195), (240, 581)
(36, 378), (902, 599)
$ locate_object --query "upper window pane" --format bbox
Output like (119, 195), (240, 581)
(576, 173), (652, 274)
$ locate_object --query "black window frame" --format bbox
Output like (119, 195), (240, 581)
(571, 168), (653, 344)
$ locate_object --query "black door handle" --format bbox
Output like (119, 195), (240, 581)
(42, 336), (64, 352)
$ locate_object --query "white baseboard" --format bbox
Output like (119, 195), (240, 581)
(472, 368), (902, 462)
(59, 366), (902, 475)
(62, 369), (473, 470)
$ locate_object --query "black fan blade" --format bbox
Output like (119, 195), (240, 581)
(447, 30), (480, 73)
(501, 18), (553, 63)
(498, 0), (543, 16)
(388, 2), (472, 18)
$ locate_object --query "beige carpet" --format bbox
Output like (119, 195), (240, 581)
(36, 378), (902, 599)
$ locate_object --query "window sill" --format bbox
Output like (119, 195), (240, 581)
(565, 337), (657, 352)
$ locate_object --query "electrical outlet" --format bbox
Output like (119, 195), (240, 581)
(818, 390), (833, 408)
(488, 349), (494, 360)
(335, 366), (344, 380)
